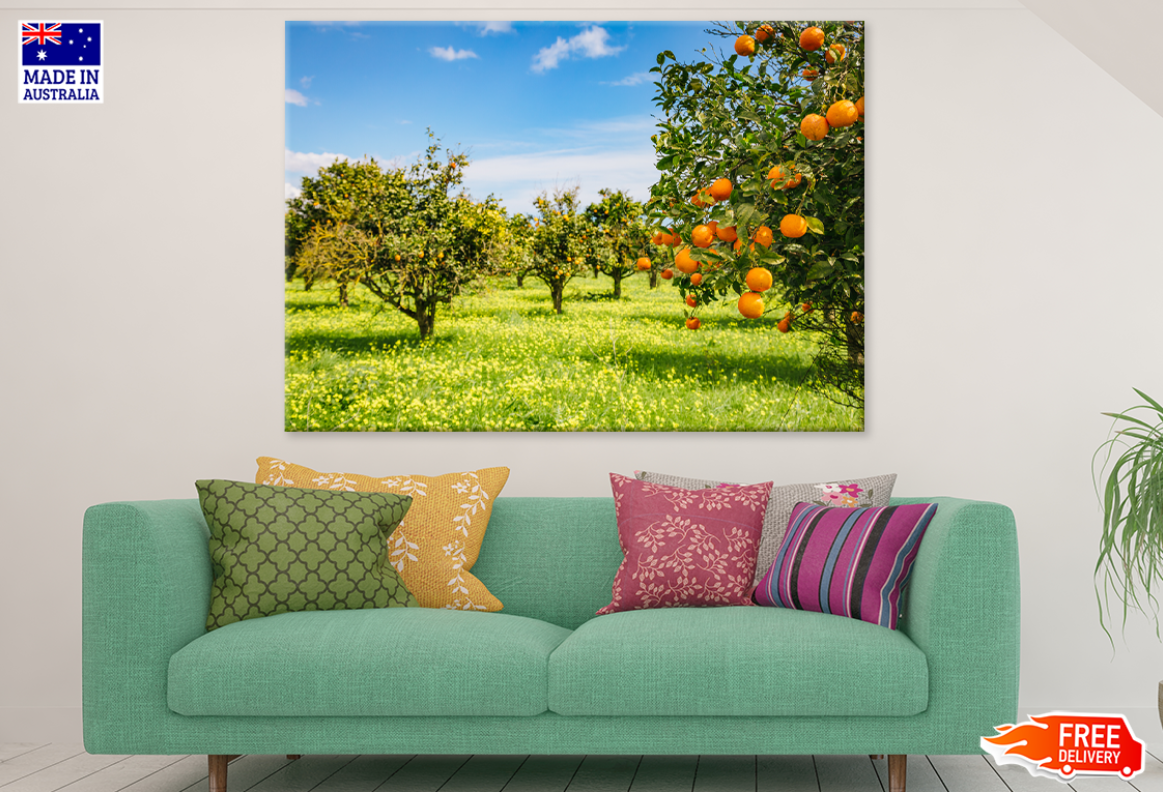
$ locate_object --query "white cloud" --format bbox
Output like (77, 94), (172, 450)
(604, 71), (658, 87)
(285, 88), (308, 106)
(532, 38), (572, 72)
(299, 76), (313, 89)
(430, 46), (479, 62)
(476, 22), (513, 35)
(531, 25), (624, 73)
(459, 144), (657, 215)
(285, 182), (301, 202)
(284, 148), (353, 173)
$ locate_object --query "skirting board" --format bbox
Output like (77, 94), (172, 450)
(0, 707), (83, 743)
(4, 706), (1160, 749)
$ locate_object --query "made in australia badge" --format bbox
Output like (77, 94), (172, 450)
(19, 21), (103, 104)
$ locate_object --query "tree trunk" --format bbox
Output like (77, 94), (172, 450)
(338, 282), (349, 307)
(415, 298), (437, 340)
(612, 270), (623, 299)
(846, 318), (865, 366)
(649, 269), (659, 289)
(551, 286), (564, 314)
(516, 271), (526, 288)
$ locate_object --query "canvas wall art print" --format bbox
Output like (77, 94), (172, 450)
(284, 21), (864, 432)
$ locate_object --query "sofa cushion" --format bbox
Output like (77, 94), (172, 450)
(256, 457), (509, 612)
(598, 474), (771, 614)
(756, 502), (938, 629)
(636, 470), (897, 585)
(196, 479), (417, 631)
(548, 606), (928, 717)
(168, 608), (571, 717)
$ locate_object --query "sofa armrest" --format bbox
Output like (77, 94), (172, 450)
(894, 496), (1020, 738)
(82, 499), (211, 753)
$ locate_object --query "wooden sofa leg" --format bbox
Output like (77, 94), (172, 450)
(208, 755), (236, 792)
(887, 754), (906, 792)
(287, 755), (302, 760)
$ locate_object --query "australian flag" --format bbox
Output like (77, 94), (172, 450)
(21, 22), (101, 67)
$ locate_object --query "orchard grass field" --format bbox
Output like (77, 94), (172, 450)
(285, 275), (862, 432)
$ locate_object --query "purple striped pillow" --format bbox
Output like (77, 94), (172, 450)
(754, 502), (938, 629)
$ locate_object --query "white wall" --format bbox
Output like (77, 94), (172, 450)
(3, 0), (1163, 744)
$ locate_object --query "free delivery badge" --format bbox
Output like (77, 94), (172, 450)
(982, 712), (1145, 781)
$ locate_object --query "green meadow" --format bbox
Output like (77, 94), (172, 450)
(285, 275), (862, 432)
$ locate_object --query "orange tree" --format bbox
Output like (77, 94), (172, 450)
(584, 188), (655, 297)
(528, 188), (589, 314)
(647, 20), (865, 406)
(285, 133), (508, 340)
(503, 212), (536, 287)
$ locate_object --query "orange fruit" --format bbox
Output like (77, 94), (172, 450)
(799, 27), (825, 51)
(735, 35), (757, 57)
(691, 188), (715, 208)
(691, 224), (716, 248)
(686, 316), (701, 330)
(738, 292), (765, 319)
(767, 164), (802, 190)
(706, 220), (719, 235)
(651, 231), (664, 245)
(800, 114), (830, 141)
(665, 228), (681, 246)
(780, 214), (808, 238)
(709, 177), (733, 202)
(755, 24), (775, 43)
(754, 226), (774, 248)
(778, 318), (791, 333)
(717, 225), (738, 243)
(802, 302), (813, 312)
(855, 96), (864, 117)
(745, 267), (773, 292)
(674, 247), (699, 274)
(636, 257), (652, 271)
(394, 254), (401, 261)
(690, 272), (703, 286)
(825, 43), (846, 64)
(661, 268), (674, 280)
(685, 294), (697, 308)
(826, 100), (859, 128)
(802, 68), (819, 82)
(851, 311), (864, 323)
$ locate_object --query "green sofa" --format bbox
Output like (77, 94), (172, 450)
(82, 495), (1020, 792)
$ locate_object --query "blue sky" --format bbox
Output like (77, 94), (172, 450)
(285, 21), (726, 216)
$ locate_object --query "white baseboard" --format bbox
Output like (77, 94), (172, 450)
(0, 707), (83, 743)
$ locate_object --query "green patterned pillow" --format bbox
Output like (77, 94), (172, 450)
(196, 479), (418, 631)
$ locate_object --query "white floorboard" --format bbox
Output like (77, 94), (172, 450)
(756, 755), (817, 792)
(6, 747), (1163, 792)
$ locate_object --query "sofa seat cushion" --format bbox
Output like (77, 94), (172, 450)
(168, 608), (572, 717)
(547, 606), (928, 717)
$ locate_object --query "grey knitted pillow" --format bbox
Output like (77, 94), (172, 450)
(635, 471), (897, 585)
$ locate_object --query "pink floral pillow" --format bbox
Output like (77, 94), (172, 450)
(598, 473), (773, 614)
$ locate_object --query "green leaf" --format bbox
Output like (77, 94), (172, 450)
(733, 202), (765, 230)
(805, 216), (825, 235)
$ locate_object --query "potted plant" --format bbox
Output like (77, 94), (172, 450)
(1095, 388), (1163, 634)
(1093, 389), (1163, 720)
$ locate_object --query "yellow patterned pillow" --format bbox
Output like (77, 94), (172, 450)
(256, 457), (509, 612)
